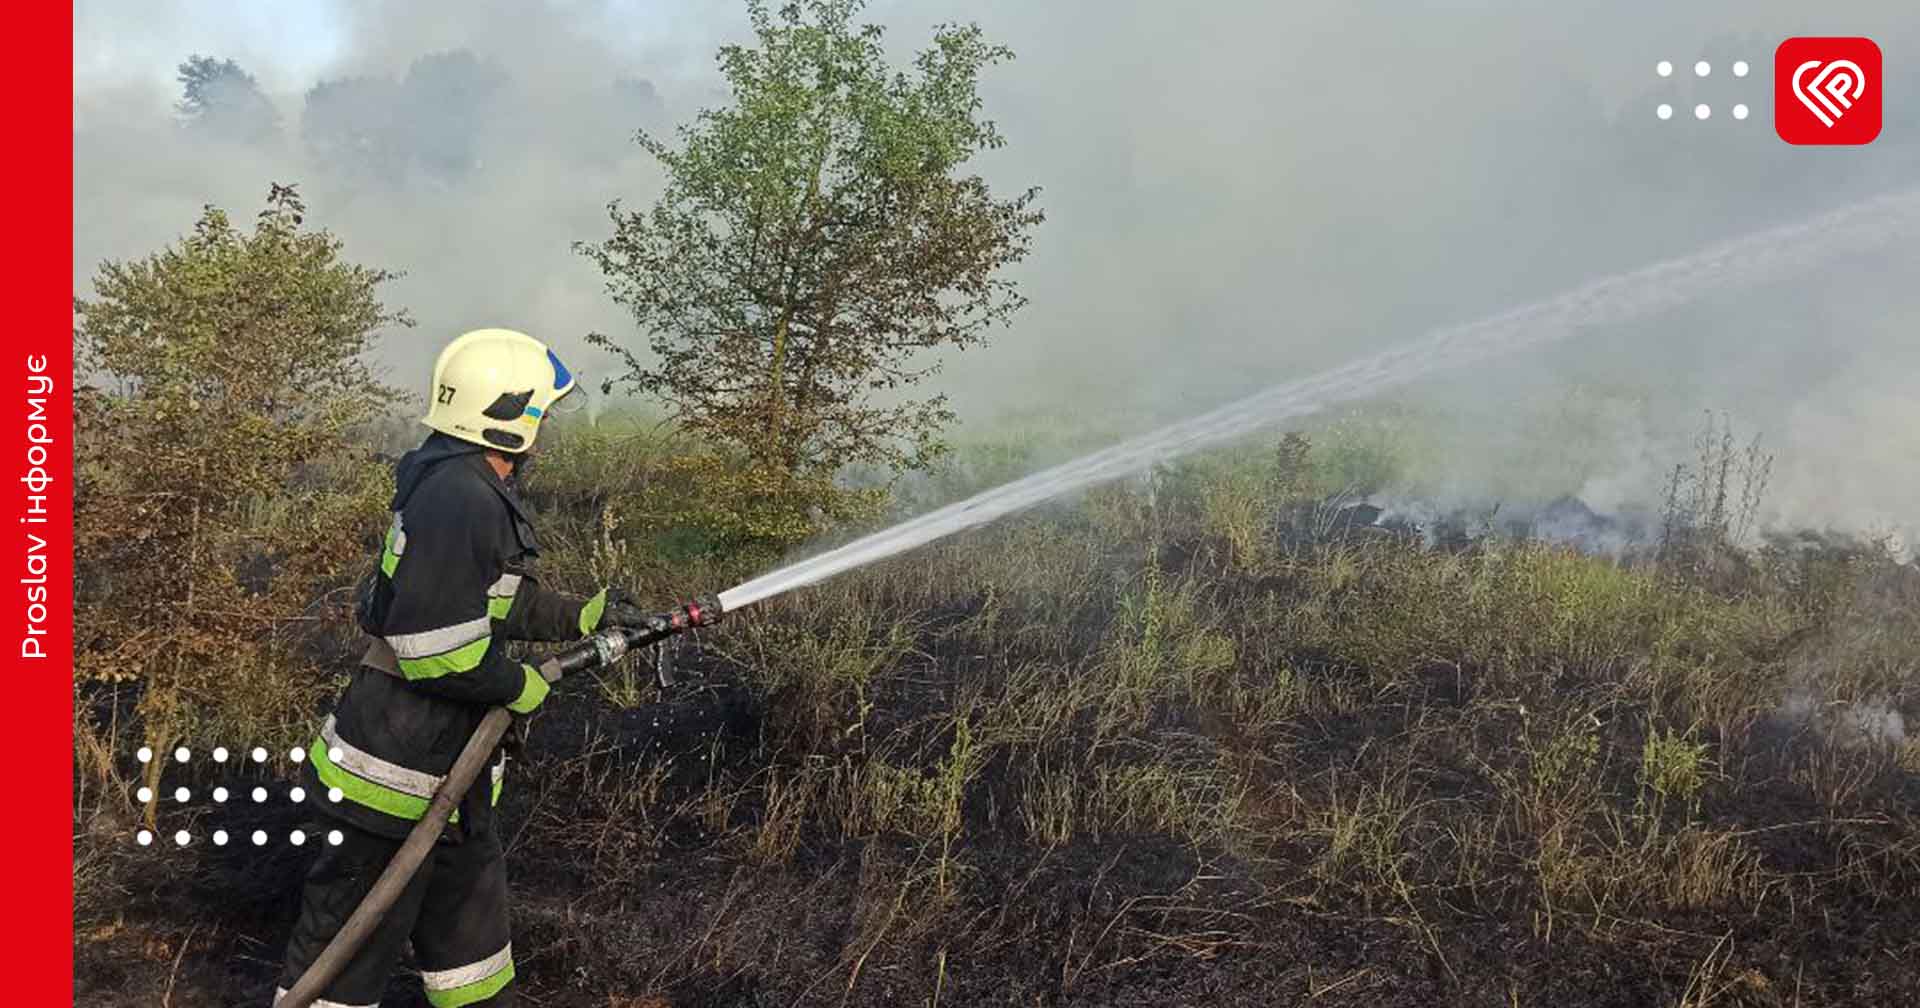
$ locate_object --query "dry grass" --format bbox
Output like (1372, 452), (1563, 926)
(73, 423), (1920, 1005)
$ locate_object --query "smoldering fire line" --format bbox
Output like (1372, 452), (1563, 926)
(20, 354), (54, 660)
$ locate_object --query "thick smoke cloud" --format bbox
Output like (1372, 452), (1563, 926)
(74, 0), (1919, 541)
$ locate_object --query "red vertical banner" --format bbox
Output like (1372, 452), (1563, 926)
(12, 3), (75, 1003)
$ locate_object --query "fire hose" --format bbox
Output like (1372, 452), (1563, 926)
(276, 595), (721, 1008)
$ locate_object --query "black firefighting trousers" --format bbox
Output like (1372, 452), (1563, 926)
(275, 823), (516, 1007)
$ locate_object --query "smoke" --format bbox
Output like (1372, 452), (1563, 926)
(73, 0), (709, 399)
(74, 0), (1920, 539)
(1779, 691), (1910, 749)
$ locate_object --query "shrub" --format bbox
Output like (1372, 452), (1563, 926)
(74, 184), (406, 776)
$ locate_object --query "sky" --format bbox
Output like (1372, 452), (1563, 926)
(72, 0), (1920, 543)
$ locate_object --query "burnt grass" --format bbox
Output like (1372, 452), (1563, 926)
(73, 487), (1920, 1007)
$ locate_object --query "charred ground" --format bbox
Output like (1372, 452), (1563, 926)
(74, 432), (1920, 1007)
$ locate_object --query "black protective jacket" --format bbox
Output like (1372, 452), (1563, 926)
(302, 433), (609, 840)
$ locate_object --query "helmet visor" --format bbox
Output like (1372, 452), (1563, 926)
(546, 348), (588, 415)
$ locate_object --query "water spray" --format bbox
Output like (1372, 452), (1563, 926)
(717, 186), (1920, 614)
(288, 186), (1916, 1008)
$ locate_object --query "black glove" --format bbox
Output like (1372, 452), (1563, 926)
(595, 587), (657, 631)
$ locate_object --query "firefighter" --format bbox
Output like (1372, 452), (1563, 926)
(276, 329), (651, 1007)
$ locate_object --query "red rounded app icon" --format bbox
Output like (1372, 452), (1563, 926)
(1775, 37), (1882, 145)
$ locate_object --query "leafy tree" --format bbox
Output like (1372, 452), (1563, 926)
(176, 55), (280, 144)
(579, 0), (1043, 544)
(302, 75), (408, 184)
(75, 184), (408, 799)
(302, 50), (510, 187)
(400, 50), (510, 183)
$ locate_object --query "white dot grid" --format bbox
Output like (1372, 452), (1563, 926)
(136, 742), (326, 766)
(131, 741), (343, 847)
(141, 827), (343, 847)
(1654, 57), (1756, 122)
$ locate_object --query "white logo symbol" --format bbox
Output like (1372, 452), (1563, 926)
(1792, 58), (1867, 127)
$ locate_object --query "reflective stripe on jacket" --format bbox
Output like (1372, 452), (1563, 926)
(305, 433), (605, 840)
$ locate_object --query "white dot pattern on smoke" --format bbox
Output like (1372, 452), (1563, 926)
(174, 787), (190, 803)
(213, 787), (229, 803)
(174, 747), (190, 763)
(1648, 57), (1756, 127)
(291, 830), (306, 846)
(214, 830), (228, 846)
(136, 830), (152, 846)
(174, 831), (190, 847)
(328, 787), (344, 803)
(213, 747), (229, 763)
(328, 747), (343, 763)
(252, 787), (267, 803)
(252, 747), (267, 763)
(136, 786), (152, 803)
(290, 787), (306, 803)
(289, 746), (305, 764)
(328, 830), (344, 846)
(252, 830), (267, 846)
(136, 747), (152, 764)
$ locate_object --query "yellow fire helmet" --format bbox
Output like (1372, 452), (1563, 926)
(420, 328), (580, 453)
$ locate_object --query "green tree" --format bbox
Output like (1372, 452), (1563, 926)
(75, 184), (408, 786)
(401, 50), (510, 183)
(579, 0), (1043, 544)
(176, 55), (281, 144)
(303, 75), (407, 185)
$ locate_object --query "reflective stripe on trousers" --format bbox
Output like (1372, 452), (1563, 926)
(422, 941), (515, 1007)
